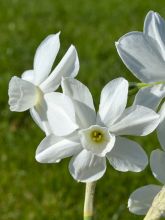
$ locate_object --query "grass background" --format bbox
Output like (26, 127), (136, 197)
(1, 0), (165, 219)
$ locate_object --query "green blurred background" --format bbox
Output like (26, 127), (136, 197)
(1, 0), (165, 219)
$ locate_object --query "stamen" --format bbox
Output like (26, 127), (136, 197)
(91, 131), (103, 142)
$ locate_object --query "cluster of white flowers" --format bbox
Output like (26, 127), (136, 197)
(116, 11), (165, 216)
(8, 10), (165, 218)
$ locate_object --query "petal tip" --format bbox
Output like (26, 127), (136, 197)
(127, 198), (131, 208)
(70, 44), (75, 49)
(35, 154), (42, 163)
(147, 10), (155, 15)
(115, 41), (119, 47)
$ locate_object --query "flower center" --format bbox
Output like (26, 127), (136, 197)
(91, 130), (103, 142)
(79, 125), (116, 157)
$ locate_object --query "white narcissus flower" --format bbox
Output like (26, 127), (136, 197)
(116, 11), (165, 149)
(8, 33), (79, 135)
(36, 77), (160, 183)
(128, 143), (165, 216)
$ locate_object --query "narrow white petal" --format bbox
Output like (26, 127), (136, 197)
(62, 78), (95, 110)
(73, 100), (96, 129)
(144, 11), (165, 59)
(150, 149), (165, 185)
(62, 78), (96, 128)
(36, 134), (82, 163)
(33, 33), (60, 85)
(30, 92), (53, 135)
(40, 45), (79, 93)
(69, 149), (106, 182)
(97, 78), (128, 126)
(157, 102), (165, 151)
(116, 32), (165, 83)
(133, 84), (165, 110)
(128, 185), (162, 215)
(106, 137), (148, 172)
(30, 104), (52, 136)
(8, 76), (38, 112)
(44, 92), (79, 136)
(110, 105), (160, 136)
(21, 70), (35, 83)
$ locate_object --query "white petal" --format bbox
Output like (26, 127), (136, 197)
(110, 105), (160, 136)
(150, 149), (165, 184)
(79, 125), (115, 157)
(69, 149), (106, 182)
(106, 137), (148, 172)
(44, 92), (79, 136)
(33, 33), (60, 85)
(128, 185), (162, 215)
(62, 78), (96, 128)
(21, 70), (35, 83)
(116, 32), (165, 83)
(133, 84), (165, 110)
(40, 45), (79, 93)
(97, 78), (128, 126)
(61, 78), (95, 110)
(157, 102), (165, 151)
(36, 134), (82, 163)
(73, 100), (96, 129)
(144, 11), (165, 59)
(8, 76), (38, 112)
(29, 90), (52, 135)
(30, 105), (52, 136)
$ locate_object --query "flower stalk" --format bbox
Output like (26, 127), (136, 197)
(128, 81), (165, 96)
(129, 81), (165, 90)
(84, 182), (96, 220)
(144, 185), (165, 220)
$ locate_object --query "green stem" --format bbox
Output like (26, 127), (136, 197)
(129, 82), (148, 89)
(128, 81), (165, 96)
(128, 87), (138, 96)
(129, 81), (165, 90)
(83, 182), (96, 220)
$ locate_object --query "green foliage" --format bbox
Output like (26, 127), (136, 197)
(1, 0), (164, 219)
